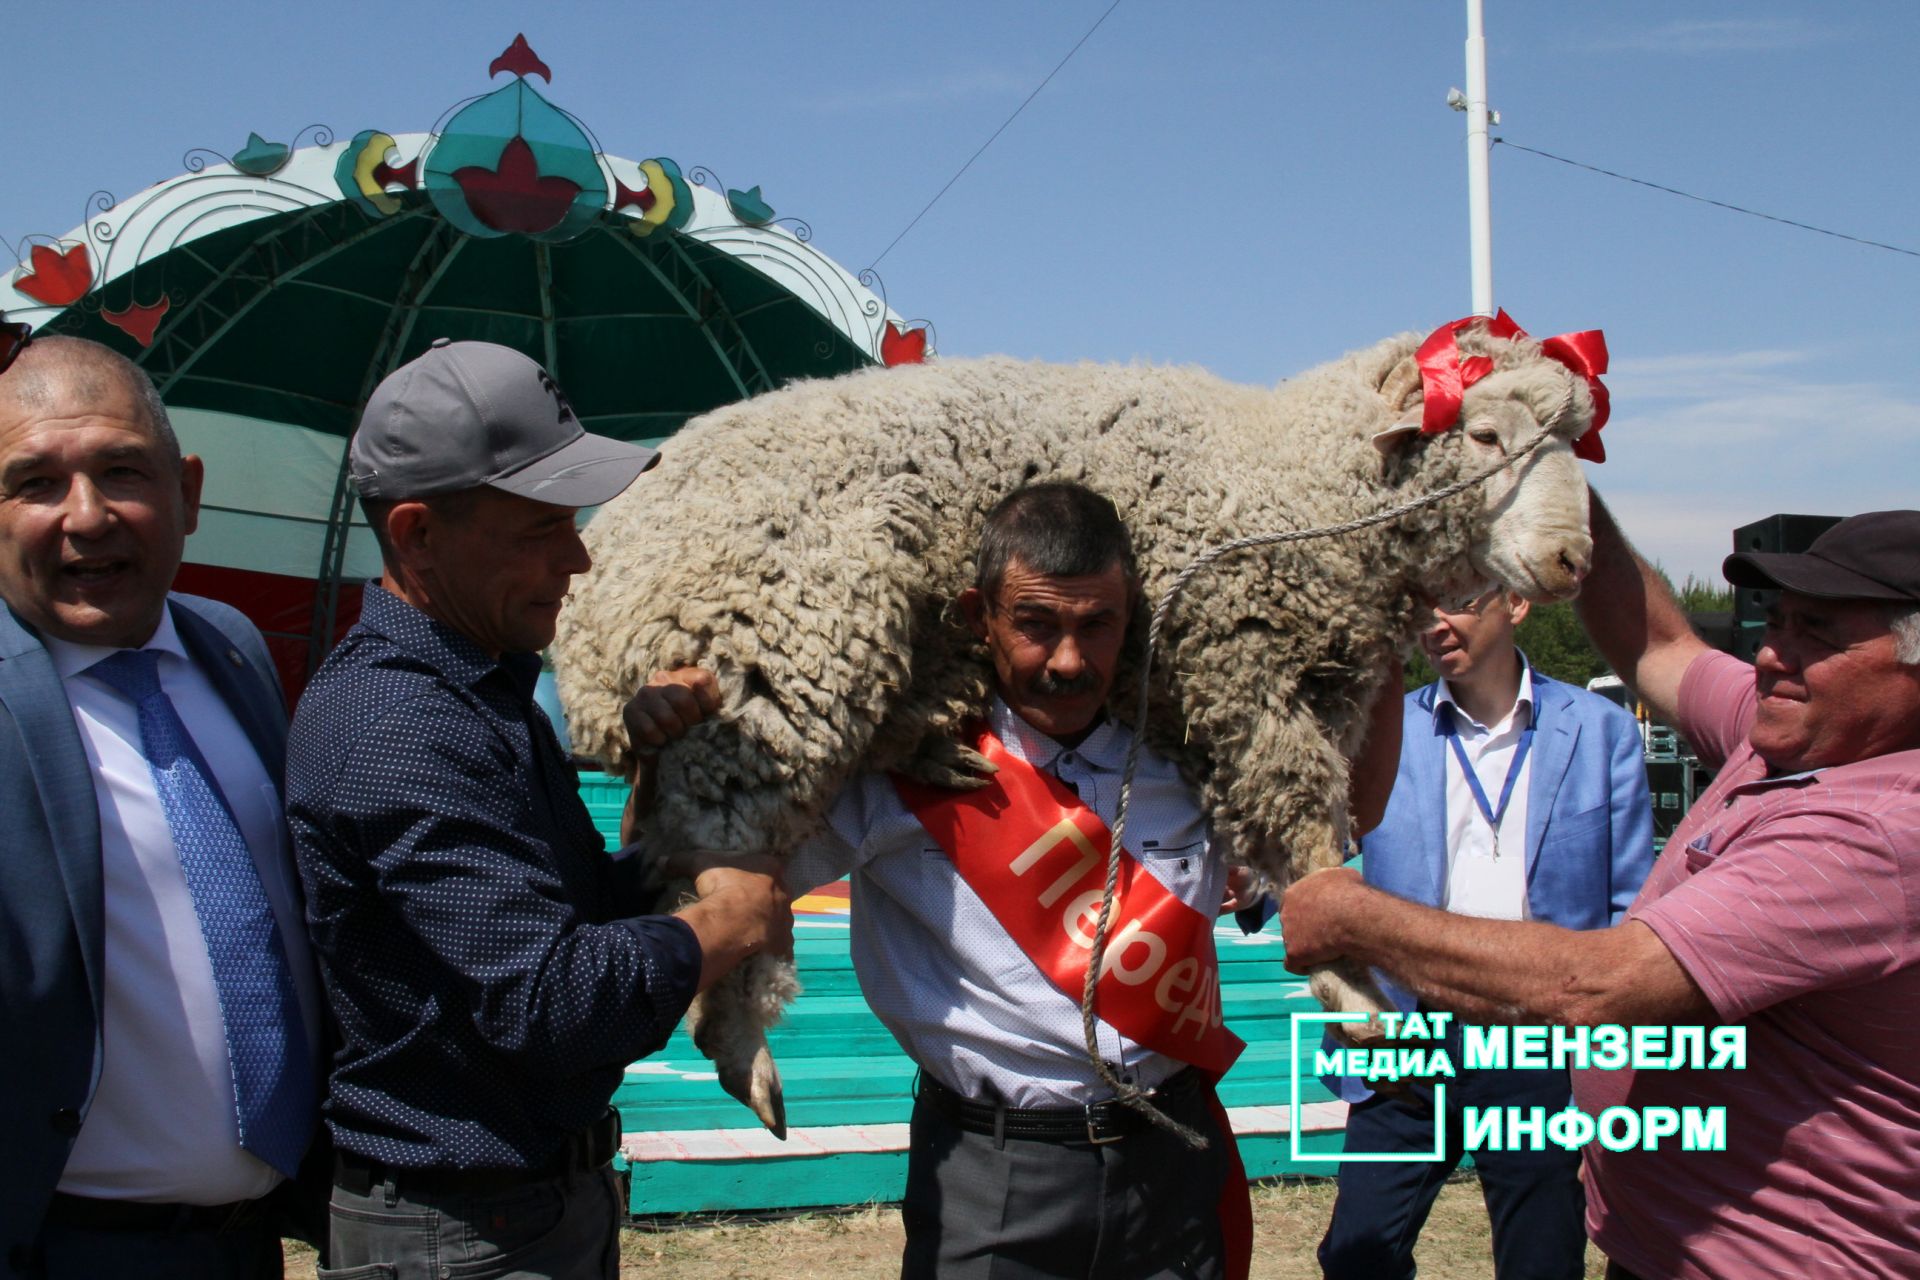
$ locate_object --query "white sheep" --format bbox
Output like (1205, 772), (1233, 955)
(553, 320), (1599, 1134)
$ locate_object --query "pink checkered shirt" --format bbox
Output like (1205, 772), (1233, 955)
(1576, 650), (1920, 1279)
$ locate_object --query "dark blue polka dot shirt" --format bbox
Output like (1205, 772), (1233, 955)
(286, 585), (700, 1170)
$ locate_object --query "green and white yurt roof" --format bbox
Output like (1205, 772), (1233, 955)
(3, 35), (927, 590)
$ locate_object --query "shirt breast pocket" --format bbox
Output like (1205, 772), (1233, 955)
(1135, 838), (1210, 900)
(1683, 835), (1719, 875)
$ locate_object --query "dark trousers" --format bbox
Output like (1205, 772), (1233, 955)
(901, 1082), (1236, 1280)
(321, 1165), (622, 1280)
(1319, 1056), (1585, 1280)
(35, 1213), (281, 1279)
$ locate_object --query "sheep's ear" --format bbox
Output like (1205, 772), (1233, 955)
(1371, 407), (1424, 457)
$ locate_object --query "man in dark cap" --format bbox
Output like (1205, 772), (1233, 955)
(1282, 500), (1920, 1280)
(286, 340), (791, 1278)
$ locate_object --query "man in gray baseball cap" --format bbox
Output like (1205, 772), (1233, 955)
(286, 341), (790, 1278)
(348, 337), (658, 508)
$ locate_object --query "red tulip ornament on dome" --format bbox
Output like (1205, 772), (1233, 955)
(882, 323), (928, 367)
(14, 243), (94, 307)
(103, 297), (171, 348)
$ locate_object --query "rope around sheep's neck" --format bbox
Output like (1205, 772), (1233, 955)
(1079, 418), (1561, 1148)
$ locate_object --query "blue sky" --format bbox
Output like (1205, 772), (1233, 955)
(8, 2), (1915, 582)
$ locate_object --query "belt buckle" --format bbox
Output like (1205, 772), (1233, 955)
(1085, 1102), (1124, 1146)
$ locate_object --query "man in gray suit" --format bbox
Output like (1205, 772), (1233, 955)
(0, 336), (324, 1278)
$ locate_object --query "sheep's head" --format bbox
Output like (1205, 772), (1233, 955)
(1374, 319), (1600, 602)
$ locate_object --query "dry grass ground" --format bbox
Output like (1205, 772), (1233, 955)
(284, 1175), (1608, 1278)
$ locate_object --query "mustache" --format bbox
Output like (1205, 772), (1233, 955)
(1030, 669), (1102, 697)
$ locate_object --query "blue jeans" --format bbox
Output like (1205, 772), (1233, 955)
(319, 1166), (622, 1280)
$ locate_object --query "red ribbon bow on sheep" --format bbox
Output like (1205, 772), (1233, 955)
(1414, 309), (1611, 463)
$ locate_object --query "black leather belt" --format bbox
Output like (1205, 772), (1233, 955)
(919, 1068), (1205, 1145)
(334, 1109), (620, 1198)
(45, 1191), (267, 1234)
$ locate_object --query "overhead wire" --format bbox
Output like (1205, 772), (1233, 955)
(866, 0), (1123, 272)
(1493, 138), (1920, 260)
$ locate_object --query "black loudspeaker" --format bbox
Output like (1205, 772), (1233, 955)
(1728, 514), (1841, 661)
(1645, 758), (1701, 841)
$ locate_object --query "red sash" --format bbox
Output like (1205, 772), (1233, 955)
(895, 725), (1252, 1278)
(892, 727), (1245, 1076)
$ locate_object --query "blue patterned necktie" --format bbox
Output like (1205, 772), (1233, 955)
(88, 648), (313, 1177)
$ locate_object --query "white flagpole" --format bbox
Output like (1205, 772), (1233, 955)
(1464, 0), (1495, 316)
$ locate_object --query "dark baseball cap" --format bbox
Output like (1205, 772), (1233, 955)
(1723, 510), (1920, 603)
(349, 339), (658, 506)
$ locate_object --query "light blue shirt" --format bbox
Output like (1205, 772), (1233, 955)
(1433, 657), (1537, 919)
(44, 610), (319, 1202)
(788, 698), (1223, 1107)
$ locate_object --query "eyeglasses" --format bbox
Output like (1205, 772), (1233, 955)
(0, 316), (30, 377)
(1431, 585), (1506, 617)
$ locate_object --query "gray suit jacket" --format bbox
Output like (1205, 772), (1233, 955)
(0, 594), (296, 1275)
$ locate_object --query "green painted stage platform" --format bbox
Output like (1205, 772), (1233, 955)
(576, 775), (1349, 1216)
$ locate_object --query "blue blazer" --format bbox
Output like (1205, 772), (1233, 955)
(1330, 666), (1654, 1103)
(0, 595), (293, 1274)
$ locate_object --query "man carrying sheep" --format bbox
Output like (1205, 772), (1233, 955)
(284, 340), (791, 1279)
(1281, 499), (1920, 1280)
(635, 480), (1401, 1280)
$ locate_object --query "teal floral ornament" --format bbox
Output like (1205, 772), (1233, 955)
(727, 185), (775, 226)
(424, 37), (608, 242)
(232, 132), (291, 176)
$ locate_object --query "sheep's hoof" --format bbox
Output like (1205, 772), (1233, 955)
(1307, 961), (1396, 1049)
(1325, 1013), (1392, 1051)
(902, 738), (999, 791)
(721, 1044), (788, 1140)
(921, 764), (996, 791)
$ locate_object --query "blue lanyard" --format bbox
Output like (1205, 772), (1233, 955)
(1443, 704), (1534, 858)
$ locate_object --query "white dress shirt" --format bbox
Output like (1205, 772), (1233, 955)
(787, 698), (1223, 1108)
(44, 608), (320, 1204)
(1435, 659), (1536, 922)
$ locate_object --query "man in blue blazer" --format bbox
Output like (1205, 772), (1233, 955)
(0, 337), (324, 1279)
(1318, 587), (1653, 1280)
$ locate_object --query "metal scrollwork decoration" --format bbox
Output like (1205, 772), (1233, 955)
(292, 123), (335, 150)
(87, 190), (120, 244)
(856, 268), (888, 319)
(181, 147), (231, 175)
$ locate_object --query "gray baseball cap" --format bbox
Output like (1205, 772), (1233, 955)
(349, 339), (659, 506)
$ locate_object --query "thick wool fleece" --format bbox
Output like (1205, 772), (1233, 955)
(552, 326), (1596, 1118)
